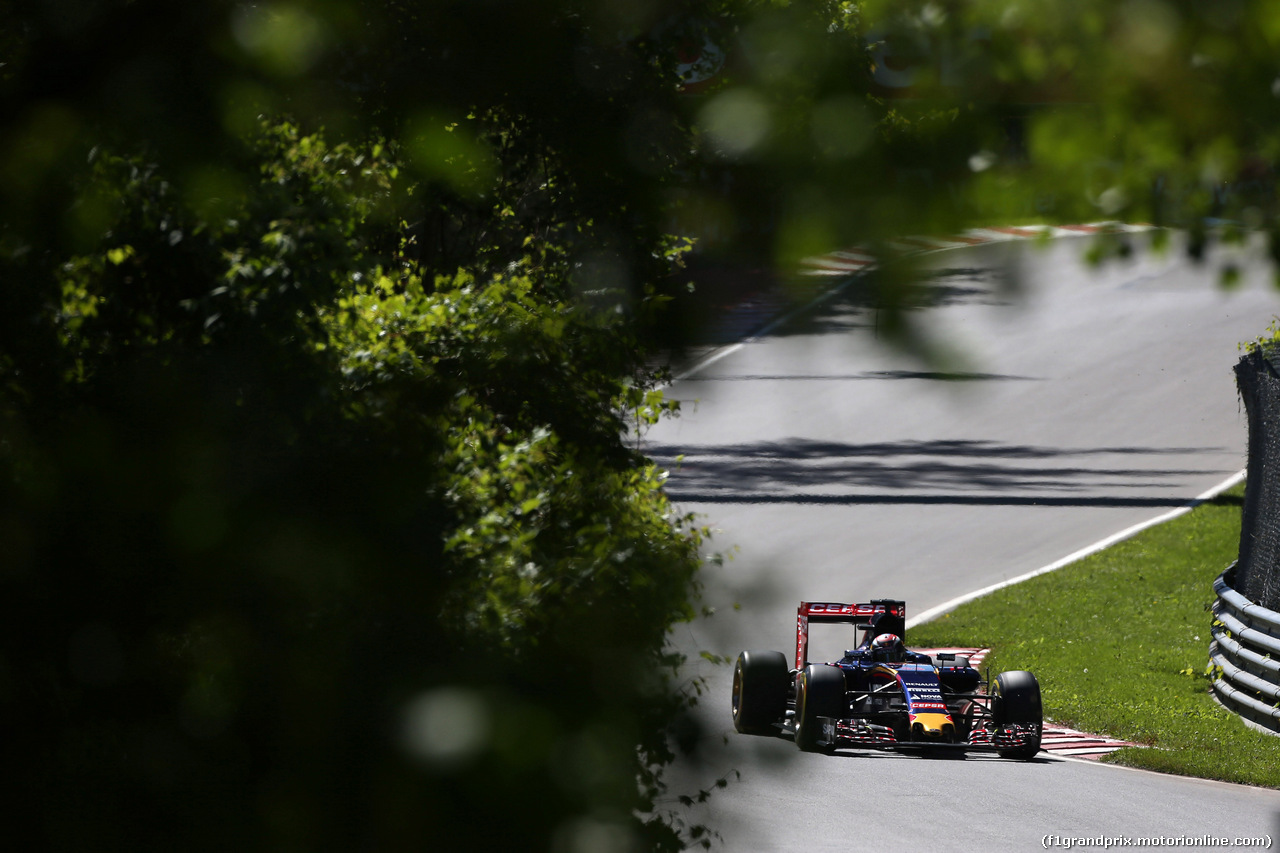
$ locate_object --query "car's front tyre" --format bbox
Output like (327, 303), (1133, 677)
(991, 670), (1042, 760)
(794, 664), (845, 753)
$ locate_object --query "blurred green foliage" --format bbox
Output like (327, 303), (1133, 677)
(4, 117), (712, 849)
(5, 0), (1280, 849)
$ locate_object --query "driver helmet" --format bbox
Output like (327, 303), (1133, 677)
(870, 633), (906, 663)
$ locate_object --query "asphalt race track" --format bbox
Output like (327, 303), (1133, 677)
(645, 235), (1280, 851)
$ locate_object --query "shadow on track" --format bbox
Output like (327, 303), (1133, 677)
(645, 438), (1228, 507)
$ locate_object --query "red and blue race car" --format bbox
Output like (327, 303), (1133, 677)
(731, 599), (1042, 759)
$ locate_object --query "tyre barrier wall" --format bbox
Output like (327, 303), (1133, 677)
(1233, 347), (1280, 612)
(1210, 563), (1280, 735)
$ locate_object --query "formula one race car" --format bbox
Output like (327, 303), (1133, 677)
(731, 599), (1042, 759)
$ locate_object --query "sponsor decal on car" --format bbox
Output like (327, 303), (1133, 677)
(897, 668), (955, 731)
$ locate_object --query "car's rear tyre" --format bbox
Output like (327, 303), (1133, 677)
(991, 670), (1042, 760)
(795, 664), (845, 752)
(731, 650), (789, 734)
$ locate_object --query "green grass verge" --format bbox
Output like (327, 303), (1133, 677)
(909, 485), (1280, 788)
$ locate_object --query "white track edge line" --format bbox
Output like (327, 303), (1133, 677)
(906, 469), (1247, 629)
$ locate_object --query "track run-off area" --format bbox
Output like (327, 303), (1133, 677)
(645, 233), (1280, 851)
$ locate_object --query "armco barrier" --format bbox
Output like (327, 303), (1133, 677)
(1210, 562), (1280, 734)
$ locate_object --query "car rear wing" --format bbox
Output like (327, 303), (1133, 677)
(795, 600), (906, 669)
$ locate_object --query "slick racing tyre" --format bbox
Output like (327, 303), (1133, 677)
(991, 670), (1043, 760)
(794, 664), (845, 753)
(731, 650), (789, 734)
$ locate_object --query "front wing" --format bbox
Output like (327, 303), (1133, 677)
(809, 717), (1042, 754)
